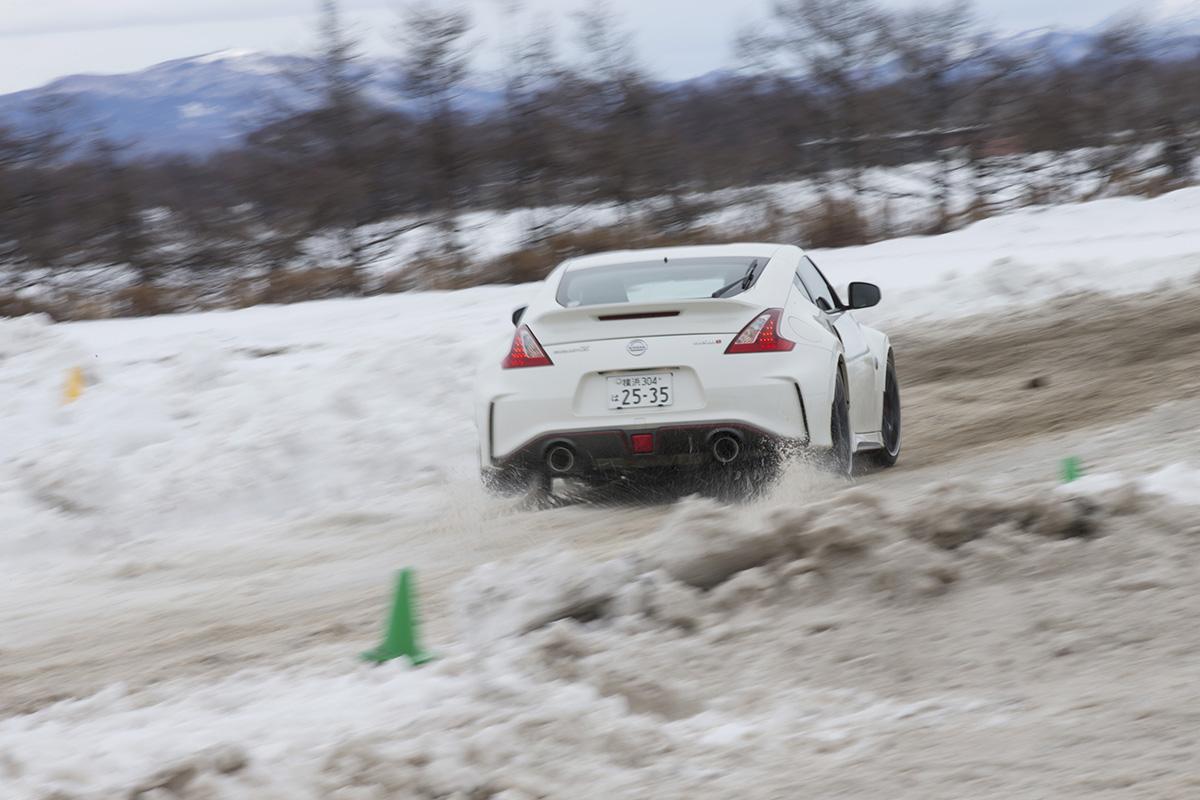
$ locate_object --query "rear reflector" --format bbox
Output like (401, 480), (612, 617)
(502, 325), (553, 369)
(631, 433), (655, 454)
(725, 308), (795, 354)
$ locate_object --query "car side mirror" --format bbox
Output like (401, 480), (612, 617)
(834, 282), (850, 307)
(847, 282), (881, 310)
(511, 305), (528, 326)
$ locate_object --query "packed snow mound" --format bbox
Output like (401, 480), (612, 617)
(456, 481), (1131, 644)
(6, 477), (1199, 799)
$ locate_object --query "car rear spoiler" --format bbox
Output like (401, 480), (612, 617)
(528, 297), (761, 345)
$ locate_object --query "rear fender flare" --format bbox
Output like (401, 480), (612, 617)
(859, 328), (892, 427)
(787, 342), (842, 450)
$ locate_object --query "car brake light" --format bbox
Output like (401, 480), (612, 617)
(725, 308), (795, 354)
(502, 325), (553, 369)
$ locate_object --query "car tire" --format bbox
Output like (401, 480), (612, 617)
(827, 367), (854, 476)
(868, 352), (901, 469)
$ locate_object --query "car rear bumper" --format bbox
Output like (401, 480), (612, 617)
(476, 332), (838, 469)
(485, 374), (811, 456)
(490, 419), (807, 478)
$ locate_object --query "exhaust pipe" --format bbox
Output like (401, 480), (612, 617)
(546, 444), (576, 475)
(711, 434), (741, 465)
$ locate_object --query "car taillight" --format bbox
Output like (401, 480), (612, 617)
(725, 308), (795, 354)
(502, 325), (553, 369)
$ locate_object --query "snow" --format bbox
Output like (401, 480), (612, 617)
(4, 188), (1200, 572)
(0, 287), (529, 569)
(4, 187), (1200, 797)
(331, 181), (1200, 329)
(289, 150), (1173, 280)
(1065, 463), (1200, 506)
(1141, 464), (1200, 503)
(3, 473), (1196, 798)
(816, 187), (1200, 325)
(4, 148), (1186, 298)
(0, 638), (1000, 799)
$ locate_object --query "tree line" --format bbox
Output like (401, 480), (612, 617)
(0, 0), (1197, 307)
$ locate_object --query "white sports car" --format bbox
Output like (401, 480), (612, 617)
(475, 244), (900, 497)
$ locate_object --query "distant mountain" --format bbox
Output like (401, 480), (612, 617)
(2, 20), (1198, 158)
(0, 51), (305, 155)
(0, 49), (503, 157)
(1004, 25), (1200, 65)
(1002, 0), (1200, 63)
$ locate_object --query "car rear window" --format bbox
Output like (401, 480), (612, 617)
(556, 257), (764, 307)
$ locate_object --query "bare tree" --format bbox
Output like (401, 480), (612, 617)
(1080, 15), (1156, 140)
(493, 2), (572, 245)
(397, 1), (474, 281)
(246, 0), (384, 287)
(739, 0), (893, 175)
(0, 126), (25, 271)
(885, 0), (1003, 228)
(8, 0), (1200, 315)
(14, 96), (76, 269)
(570, 1), (662, 212)
(89, 138), (157, 281)
(310, 0), (374, 282)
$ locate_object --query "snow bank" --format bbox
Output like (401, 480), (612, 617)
(0, 287), (528, 566)
(456, 482), (1113, 644)
(815, 186), (1200, 324)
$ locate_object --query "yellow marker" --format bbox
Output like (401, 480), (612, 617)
(64, 367), (85, 404)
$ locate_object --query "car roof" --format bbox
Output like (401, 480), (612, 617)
(560, 243), (796, 272)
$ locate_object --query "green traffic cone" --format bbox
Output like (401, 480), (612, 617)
(361, 568), (435, 666)
(1061, 456), (1083, 484)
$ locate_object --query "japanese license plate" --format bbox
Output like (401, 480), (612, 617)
(607, 373), (673, 410)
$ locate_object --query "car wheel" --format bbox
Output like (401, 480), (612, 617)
(868, 352), (901, 468)
(827, 367), (854, 476)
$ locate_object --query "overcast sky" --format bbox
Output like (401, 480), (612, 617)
(0, 0), (1187, 95)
